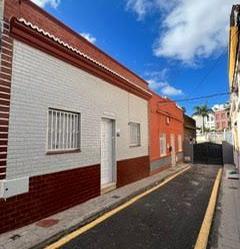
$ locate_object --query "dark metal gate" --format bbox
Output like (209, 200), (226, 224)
(193, 142), (223, 165)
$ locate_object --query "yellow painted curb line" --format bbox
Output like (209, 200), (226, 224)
(194, 168), (223, 249)
(45, 165), (191, 249)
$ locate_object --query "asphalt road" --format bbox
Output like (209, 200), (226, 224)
(62, 165), (221, 249)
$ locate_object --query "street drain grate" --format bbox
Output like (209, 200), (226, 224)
(112, 195), (120, 199)
(229, 186), (238, 190)
(10, 234), (21, 241)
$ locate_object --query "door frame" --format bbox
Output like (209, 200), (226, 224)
(170, 134), (176, 167)
(100, 117), (117, 188)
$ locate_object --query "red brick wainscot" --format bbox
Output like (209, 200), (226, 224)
(0, 164), (100, 234)
(117, 156), (150, 187)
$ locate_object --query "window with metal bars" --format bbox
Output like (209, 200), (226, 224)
(47, 108), (80, 152)
(129, 122), (141, 147)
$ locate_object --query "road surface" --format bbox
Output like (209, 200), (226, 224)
(60, 165), (221, 249)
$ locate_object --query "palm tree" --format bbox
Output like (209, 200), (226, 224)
(193, 105), (211, 134)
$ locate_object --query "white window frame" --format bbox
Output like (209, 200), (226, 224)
(160, 133), (167, 156)
(47, 108), (80, 153)
(178, 134), (182, 152)
(129, 122), (141, 147)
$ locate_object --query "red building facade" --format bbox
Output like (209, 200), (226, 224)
(215, 109), (230, 131)
(149, 92), (184, 175)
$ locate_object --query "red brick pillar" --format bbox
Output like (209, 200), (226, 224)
(0, 13), (14, 180)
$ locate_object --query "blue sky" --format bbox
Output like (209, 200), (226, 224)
(32, 0), (234, 115)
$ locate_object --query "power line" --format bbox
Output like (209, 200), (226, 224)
(158, 92), (230, 105)
(193, 50), (228, 91)
(175, 92), (230, 102)
(156, 30), (238, 107)
(192, 29), (239, 91)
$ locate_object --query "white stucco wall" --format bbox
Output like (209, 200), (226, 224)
(192, 113), (215, 132)
(6, 40), (149, 179)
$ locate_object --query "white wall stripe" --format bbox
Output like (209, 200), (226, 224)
(0, 91), (10, 95)
(1, 53), (12, 58)
(1, 46), (12, 52)
(1, 59), (12, 64)
(1, 40), (12, 46)
(0, 97), (10, 102)
(0, 84), (10, 90)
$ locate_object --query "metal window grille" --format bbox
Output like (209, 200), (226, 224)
(129, 122), (141, 146)
(160, 134), (166, 156)
(48, 109), (80, 151)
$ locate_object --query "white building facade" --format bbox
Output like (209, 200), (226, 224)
(192, 112), (215, 134)
(229, 5), (240, 170)
(0, 0), (151, 234)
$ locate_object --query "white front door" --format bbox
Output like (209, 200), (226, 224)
(170, 134), (176, 167)
(101, 118), (115, 186)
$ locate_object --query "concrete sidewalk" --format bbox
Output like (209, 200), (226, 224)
(208, 164), (240, 249)
(0, 163), (189, 249)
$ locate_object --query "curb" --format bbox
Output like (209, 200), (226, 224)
(194, 168), (223, 249)
(32, 165), (190, 249)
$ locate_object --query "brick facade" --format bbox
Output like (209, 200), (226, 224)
(0, 2), (13, 180)
(0, 0), (151, 234)
(5, 0), (148, 90)
(6, 40), (149, 179)
(0, 0), (184, 235)
(215, 109), (230, 131)
(0, 164), (100, 234)
(117, 156), (150, 187)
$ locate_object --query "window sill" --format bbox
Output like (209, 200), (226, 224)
(46, 149), (81, 155)
(129, 144), (141, 148)
(160, 154), (168, 158)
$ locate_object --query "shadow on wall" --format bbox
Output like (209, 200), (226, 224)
(233, 149), (240, 170)
(222, 141), (234, 165)
(183, 140), (194, 163)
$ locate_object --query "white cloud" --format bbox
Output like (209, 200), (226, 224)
(161, 84), (183, 96)
(80, 33), (97, 44)
(145, 68), (168, 79)
(31, 0), (60, 8)
(126, 0), (153, 20)
(147, 79), (166, 90)
(127, 0), (235, 64)
(148, 79), (183, 96)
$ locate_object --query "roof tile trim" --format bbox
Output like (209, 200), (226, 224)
(18, 18), (151, 96)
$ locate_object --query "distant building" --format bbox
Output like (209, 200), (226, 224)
(192, 111), (215, 134)
(183, 114), (196, 143)
(192, 103), (230, 134)
(213, 103), (230, 131)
